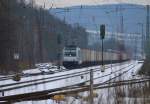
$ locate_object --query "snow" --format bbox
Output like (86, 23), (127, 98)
(0, 60), (144, 104)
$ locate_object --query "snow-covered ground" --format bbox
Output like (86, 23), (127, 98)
(0, 60), (144, 104)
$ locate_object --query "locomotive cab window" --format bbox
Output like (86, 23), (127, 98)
(64, 52), (76, 57)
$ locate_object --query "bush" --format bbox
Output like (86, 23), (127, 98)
(138, 59), (150, 76)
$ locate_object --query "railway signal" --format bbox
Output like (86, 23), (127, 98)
(100, 24), (106, 72)
(100, 24), (105, 39)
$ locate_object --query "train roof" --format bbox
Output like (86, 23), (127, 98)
(65, 45), (77, 48)
(64, 45), (79, 50)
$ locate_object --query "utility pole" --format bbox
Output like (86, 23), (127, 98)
(90, 69), (93, 104)
(146, 5), (150, 40)
(141, 24), (144, 58)
(102, 38), (104, 66)
(38, 8), (43, 63)
(115, 5), (124, 34)
(134, 35), (137, 60)
(146, 5), (150, 58)
(57, 34), (62, 70)
(100, 25), (105, 72)
(138, 23), (144, 58)
(120, 13), (124, 33)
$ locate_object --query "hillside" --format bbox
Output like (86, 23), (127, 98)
(50, 4), (146, 56)
(0, 0), (88, 73)
(50, 4), (145, 33)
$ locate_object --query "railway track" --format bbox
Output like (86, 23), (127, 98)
(0, 61), (130, 81)
(0, 77), (149, 103)
(0, 62), (134, 92)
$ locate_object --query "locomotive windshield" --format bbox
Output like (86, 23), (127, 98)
(64, 52), (76, 56)
(64, 46), (77, 57)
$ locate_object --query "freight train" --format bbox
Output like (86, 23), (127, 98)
(62, 45), (129, 68)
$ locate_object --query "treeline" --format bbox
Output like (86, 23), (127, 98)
(0, 0), (88, 73)
(139, 41), (150, 76)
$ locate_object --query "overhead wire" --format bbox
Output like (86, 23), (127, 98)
(49, 2), (145, 38)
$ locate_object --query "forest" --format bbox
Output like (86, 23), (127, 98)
(0, 0), (88, 73)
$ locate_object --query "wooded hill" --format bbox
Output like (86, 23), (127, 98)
(0, 0), (88, 73)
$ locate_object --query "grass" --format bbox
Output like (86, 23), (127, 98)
(76, 79), (150, 104)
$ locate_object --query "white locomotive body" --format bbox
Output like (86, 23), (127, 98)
(62, 45), (128, 68)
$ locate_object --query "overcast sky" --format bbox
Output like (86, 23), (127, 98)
(33, 0), (150, 9)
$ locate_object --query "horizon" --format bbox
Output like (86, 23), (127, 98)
(33, 0), (149, 9)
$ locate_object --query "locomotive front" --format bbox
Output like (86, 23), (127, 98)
(62, 45), (81, 68)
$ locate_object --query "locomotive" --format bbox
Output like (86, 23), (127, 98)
(62, 45), (128, 68)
